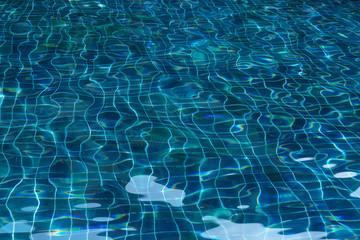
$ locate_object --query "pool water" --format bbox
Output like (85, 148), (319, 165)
(0, 0), (360, 239)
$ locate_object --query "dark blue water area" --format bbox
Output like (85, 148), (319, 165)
(0, 0), (360, 239)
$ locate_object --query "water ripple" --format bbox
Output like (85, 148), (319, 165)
(0, 0), (360, 239)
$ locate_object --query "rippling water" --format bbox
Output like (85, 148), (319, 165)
(0, 0), (360, 239)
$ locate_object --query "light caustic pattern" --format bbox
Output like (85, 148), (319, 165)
(0, 0), (360, 239)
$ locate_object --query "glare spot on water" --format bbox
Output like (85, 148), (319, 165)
(237, 205), (249, 209)
(334, 171), (357, 179)
(121, 227), (137, 231)
(323, 164), (337, 168)
(350, 187), (360, 198)
(74, 203), (101, 209)
(125, 175), (185, 206)
(21, 206), (37, 212)
(201, 216), (338, 240)
(294, 157), (314, 162)
(93, 217), (115, 222)
(0, 220), (33, 233)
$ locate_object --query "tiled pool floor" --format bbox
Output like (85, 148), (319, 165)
(1, 0), (360, 239)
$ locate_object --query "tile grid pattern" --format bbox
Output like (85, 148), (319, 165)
(0, 0), (359, 239)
